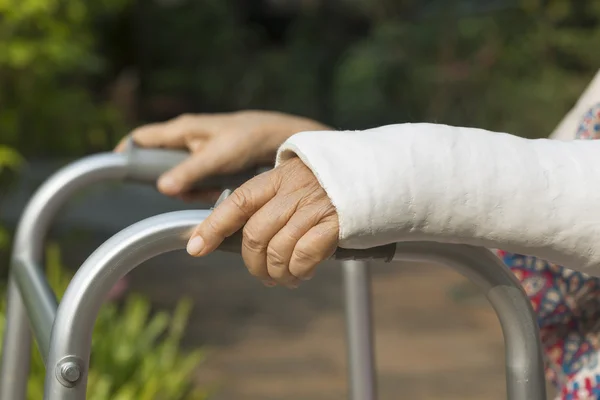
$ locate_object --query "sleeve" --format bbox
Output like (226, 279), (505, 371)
(275, 122), (600, 275)
(550, 68), (600, 140)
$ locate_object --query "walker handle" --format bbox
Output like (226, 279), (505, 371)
(217, 230), (398, 262)
(123, 136), (266, 189)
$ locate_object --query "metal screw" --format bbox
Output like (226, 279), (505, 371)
(60, 362), (81, 383)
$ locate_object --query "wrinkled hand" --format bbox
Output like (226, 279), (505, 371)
(115, 110), (330, 202)
(186, 157), (339, 288)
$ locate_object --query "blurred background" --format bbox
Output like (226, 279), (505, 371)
(1, 0), (599, 398)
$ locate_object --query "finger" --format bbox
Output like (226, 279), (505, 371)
(241, 192), (300, 283)
(289, 219), (338, 280)
(130, 122), (187, 149)
(131, 113), (218, 150)
(113, 123), (186, 154)
(113, 125), (198, 154)
(156, 142), (230, 195)
(186, 172), (279, 257)
(266, 206), (323, 282)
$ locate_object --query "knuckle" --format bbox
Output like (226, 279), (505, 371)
(266, 245), (288, 269)
(183, 129), (197, 142)
(320, 205), (337, 221)
(230, 188), (254, 216)
(283, 220), (304, 239)
(200, 217), (223, 240)
(266, 169), (283, 190)
(242, 226), (266, 252)
(205, 217), (220, 232)
(292, 246), (319, 266)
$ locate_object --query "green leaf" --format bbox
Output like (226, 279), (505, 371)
(0, 146), (23, 173)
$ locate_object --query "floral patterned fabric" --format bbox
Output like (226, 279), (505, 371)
(498, 103), (600, 400)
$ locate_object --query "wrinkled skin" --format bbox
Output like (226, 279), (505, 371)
(187, 157), (339, 288)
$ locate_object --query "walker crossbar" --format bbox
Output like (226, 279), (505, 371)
(43, 210), (546, 400)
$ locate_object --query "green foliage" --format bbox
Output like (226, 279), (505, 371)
(3, 0), (600, 152)
(0, 145), (208, 398)
(332, 0), (600, 136)
(133, 0), (600, 138)
(0, 145), (23, 249)
(0, 0), (130, 156)
(0, 244), (209, 400)
(0, 145), (24, 175)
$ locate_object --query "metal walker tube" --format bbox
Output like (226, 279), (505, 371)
(0, 141), (376, 400)
(42, 210), (546, 400)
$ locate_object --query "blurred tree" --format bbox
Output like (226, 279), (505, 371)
(2, 0), (599, 159)
(332, 0), (600, 136)
(0, 0), (132, 156)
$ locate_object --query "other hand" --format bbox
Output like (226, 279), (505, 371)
(115, 110), (330, 202)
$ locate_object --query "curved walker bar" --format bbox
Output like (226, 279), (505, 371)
(1, 153), (131, 400)
(0, 140), (375, 400)
(0, 140), (260, 399)
(43, 210), (546, 400)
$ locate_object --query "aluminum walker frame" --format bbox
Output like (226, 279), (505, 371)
(0, 140), (376, 400)
(1, 142), (546, 400)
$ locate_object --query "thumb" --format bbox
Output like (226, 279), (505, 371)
(157, 144), (229, 195)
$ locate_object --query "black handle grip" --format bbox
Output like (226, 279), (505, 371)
(123, 137), (267, 189)
(216, 230), (397, 262)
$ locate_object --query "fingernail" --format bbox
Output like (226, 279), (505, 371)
(158, 175), (181, 194)
(300, 273), (314, 281)
(262, 280), (277, 287)
(287, 282), (300, 289)
(187, 236), (205, 256)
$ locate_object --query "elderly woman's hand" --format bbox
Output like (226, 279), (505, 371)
(115, 110), (330, 202)
(186, 157), (339, 288)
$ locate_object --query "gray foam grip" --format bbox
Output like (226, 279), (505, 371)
(217, 230), (396, 262)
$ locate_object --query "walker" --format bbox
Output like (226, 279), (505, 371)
(0, 139), (546, 400)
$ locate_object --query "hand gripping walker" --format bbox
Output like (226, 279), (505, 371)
(0, 138), (376, 400)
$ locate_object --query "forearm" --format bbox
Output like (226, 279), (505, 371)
(249, 111), (333, 164)
(276, 123), (600, 274)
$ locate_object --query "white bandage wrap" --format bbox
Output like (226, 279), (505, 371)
(276, 123), (600, 274)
